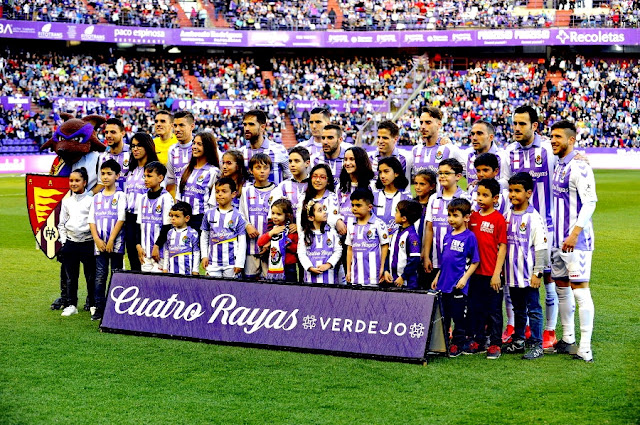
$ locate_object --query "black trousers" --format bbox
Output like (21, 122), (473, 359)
(125, 212), (141, 271)
(467, 275), (503, 347)
(441, 289), (467, 346)
(60, 240), (96, 307)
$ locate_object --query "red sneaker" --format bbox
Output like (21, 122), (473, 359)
(502, 324), (514, 343)
(525, 325), (532, 340)
(449, 344), (462, 358)
(543, 330), (557, 350)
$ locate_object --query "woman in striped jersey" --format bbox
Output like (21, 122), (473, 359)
(337, 146), (375, 232)
(176, 132), (221, 233)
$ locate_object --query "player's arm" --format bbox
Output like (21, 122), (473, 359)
(379, 243), (389, 283)
(564, 168), (597, 252)
(431, 269), (440, 290)
(297, 234), (314, 272)
(457, 261), (479, 290)
(58, 199), (70, 245)
(200, 227), (210, 269)
(491, 243), (507, 291)
(192, 239), (201, 275)
(234, 233), (247, 274)
(345, 246), (353, 284)
(422, 221), (434, 272)
(531, 213), (549, 289)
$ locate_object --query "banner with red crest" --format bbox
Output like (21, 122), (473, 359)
(26, 174), (70, 259)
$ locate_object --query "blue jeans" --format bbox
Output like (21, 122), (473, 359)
(95, 252), (124, 310)
(510, 286), (543, 346)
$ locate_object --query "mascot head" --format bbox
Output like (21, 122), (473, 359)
(41, 113), (107, 166)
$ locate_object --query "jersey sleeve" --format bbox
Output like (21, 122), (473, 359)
(165, 145), (177, 186)
(377, 218), (390, 245)
(467, 232), (480, 264)
(344, 222), (354, 246)
(530, 211), (548, 252)
(58, 198), (70, 244)
(88, 195), (97, 225)
(162, 193), (174, 225)
(327, 230), (343, 267)
(495, 212), (507, 245)
(424, 196), (435, 222)
(408, 230), (421, 256)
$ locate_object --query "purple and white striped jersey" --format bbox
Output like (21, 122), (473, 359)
(297, 225), (344, 285)
(311, 143), (353, 186)
(504, 205), (548, 288)
(345, 216), (389, 286)
(270, 178), (308, 219)
(176, 164), (220, 215)
(88, 191), (126, 255)
(466, 144), (505, 185)
(166, 142), (193, 187)
(424, 187), (469, 269)
(388, 225), (421, 288)
(297, 138), (323, 157)
(125, 166), (147, 213)
(469, 179), (510, 216)
(163, 227), (200, 275)
(503, 135), (557, 234)
(373, 188), (412, 236)
(240, 138), (291, 185)
(369, 148), (409, 180)
(98, 150), (130, 192)
(240, 183), (277, 255)
(296, 190), (341, 230)
(410, 142), (466, 178)
(201, 207), (247, 271)
(135, 189), (174, 258)
(552, 150), (597, 251)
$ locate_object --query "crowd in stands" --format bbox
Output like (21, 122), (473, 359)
(227, 0), (334, 30)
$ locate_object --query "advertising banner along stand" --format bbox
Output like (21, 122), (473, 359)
(101, 271), (447, 363)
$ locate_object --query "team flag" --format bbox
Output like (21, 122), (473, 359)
(26, 174), (70, 259)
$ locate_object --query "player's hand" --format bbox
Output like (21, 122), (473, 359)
(424, 258), (433, 273)
(562, 234), (578, 253)
(574, 152), (590, 164)
(309, 267), (322, 274)
(96, 239), (107, 252)
(258, 245), (268, 255)
(490, 274), (502, 292)
(456, 278), (467, 290)
(162, 269), (168, 273)
(439, 136), (451, 145)
(246, 224), (259, 238)
(201, 258), (209, 269)
(346, 272), (352, 284)
(317, 263), (331, 272)
(233, 267), (243, 275)
(151, 245), (161, 262)
(270, 225), (286, 236)
(288, 223), (297, 233)
(531, 275), (542, 289)
(394, 276), (404, 288)
(378, 272), (385, 284)
(136, 245), (145, 265)
(105, 240), (114, 253)
(431, 279), (438, 290)
(383, 271), (393, 283)
(336, 220), (347, 235)
(191, 271), (199, 275)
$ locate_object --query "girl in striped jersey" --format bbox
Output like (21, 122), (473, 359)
(296, 163), (341, 232)
(337, 147), (375, 233)
(298, 200), (344, 285)
(240, 153), (277, 280)
(373, 156), (411, 237)
(176, 132), (221, 233)
(258, 199), (299, 282)
(208, 149), (249, 210)
(124, 132), (158, 271)
(201, 178), (247, 278)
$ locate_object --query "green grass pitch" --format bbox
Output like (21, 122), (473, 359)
(1, 171), (638, 424)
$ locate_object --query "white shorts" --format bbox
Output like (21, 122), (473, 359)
(141, 257), (163, 273)
(206, 267), (238, 279)
(245, 254), (267, 279)
(550, 248), (592, 283)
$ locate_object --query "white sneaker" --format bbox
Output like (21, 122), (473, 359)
(61, 305), (78, 317)
(573, 350), (594, 363)
(90, 306), (97, 316)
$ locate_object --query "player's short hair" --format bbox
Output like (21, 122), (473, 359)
(550, 119), (577, 136)
(421, 106), (442, 121)
(323, 123), (342, 138)
(144, 161), (167, 177)
(508, 172), (534, 192)
(477, 178), (501, 197)
(350, 187), (374, 204)
(155, 110), (174, 121)
(289, 145), (311, 162)
(310, 107), (330, 119)
(105, 117), (124, 131)
(474, 153), (500, 170)
(472, 119), (495, 135)
(244, 109), (267, 125)
(215, 176), (237, 193)
(173, 110), (194, 124)
(248, 152), (272, 170)
(514, 105), (539, 124)
(100, 158), (121, 174)
(171, 201), (192, 218)
(397, 200), (422, 224)
(439, 158), (463, 175)
(378, 120), (399, 138)
(447, 198), (472, 216)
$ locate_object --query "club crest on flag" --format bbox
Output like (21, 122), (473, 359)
(26, 174), (70, 259)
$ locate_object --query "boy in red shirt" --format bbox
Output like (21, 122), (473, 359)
(466, 178), (507, 359)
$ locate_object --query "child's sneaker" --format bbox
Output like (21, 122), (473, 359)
(503, 339), (525, 354)
(573, 351), (594, 363)
(449, 344), (462, 358)
(50, 297), (64, 310)
(486, 345), (501, 360)
(542, 330), (557, 350)
(463, 341), (486, 355)
(501, 324), (514, 343)
(553, 339), (578, 355)
(523, 345), (544, 360)
(91, 308), (103, 321)
(61, 305), (78, 317)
